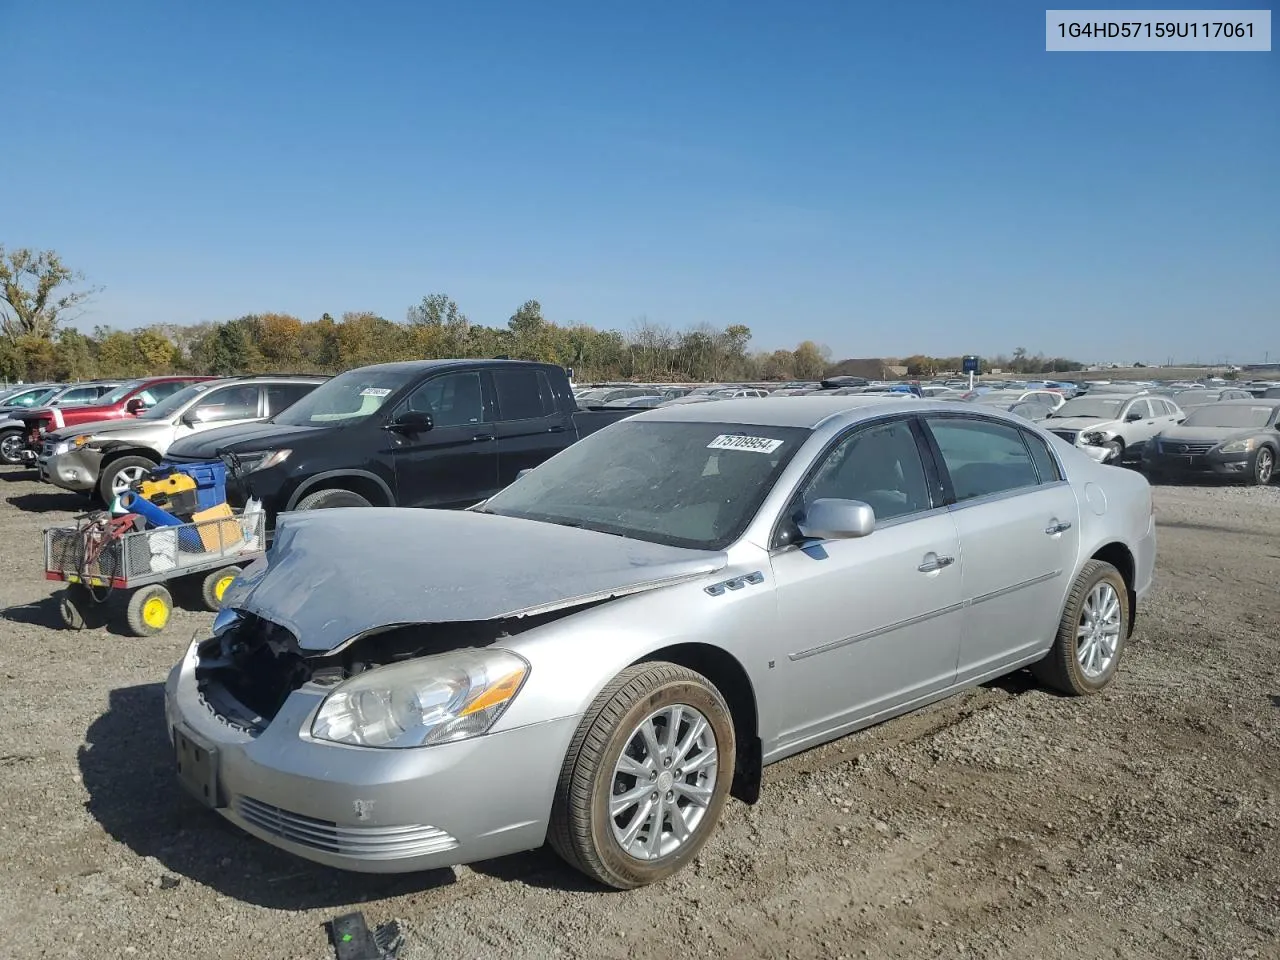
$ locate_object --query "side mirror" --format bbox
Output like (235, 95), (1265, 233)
(798, 498), (876, 541)
(1125, 411), (1142, 422)
(384, 410), (433, 435)
(181, 409), (202, 427)
(125, 397), (146, 414)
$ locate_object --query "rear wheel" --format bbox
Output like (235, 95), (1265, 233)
(200, 565), (241, 611)
(1033, 560), (1129, 696)
(1251, 446), (1275, 485)
(0, 429), (25, 466)
(59, 584), (109, 630)
(549, 663), (735, 889)
(98, 455), (157, 504)
(295, 488), (372, 510)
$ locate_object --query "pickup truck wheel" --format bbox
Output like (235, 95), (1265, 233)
(1032, 560), (1129, 696)
(295, 488), (372, 510)
(99, 456), (156, 503)
(0, 429), (25, 465)
(549, 662), (735, 889)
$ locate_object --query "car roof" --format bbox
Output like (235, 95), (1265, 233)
(351, 359), (562, 375)
(1212, 398), (1280, 407)
(636, 395), (949, 429)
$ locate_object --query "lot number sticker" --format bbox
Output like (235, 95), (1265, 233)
(359, 387), (392, 397)
(707, 434), (785, 454)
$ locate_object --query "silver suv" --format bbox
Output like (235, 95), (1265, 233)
(1044, 393), (1185, 464)
(39, 375), (326, 501)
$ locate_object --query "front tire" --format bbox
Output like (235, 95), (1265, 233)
(1033, 560), (1129, 695)
(1103, 440), (1124, 464)
(549, 663), (735, 889)
(294, 488), (372, 510)
(0, 429), (25, 466)
(1250, 446), (1275, 485)
(98, 455), (157, 504)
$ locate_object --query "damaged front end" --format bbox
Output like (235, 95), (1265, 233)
(192, 606), (593, 737)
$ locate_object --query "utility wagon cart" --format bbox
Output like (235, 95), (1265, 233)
(44, 508), (266, 636)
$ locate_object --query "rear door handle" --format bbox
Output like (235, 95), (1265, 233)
(1045, 520), (1072, 534)
(917, 554), (956, 573)
(472, 433), (495, 442)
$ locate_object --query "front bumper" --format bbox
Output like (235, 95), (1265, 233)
(1142, 447), (1249, 479)
(164, 646), (579, 873)
(38, 448), (104, 492)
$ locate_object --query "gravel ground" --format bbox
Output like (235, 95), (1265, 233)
(0, 469), (1277, 960)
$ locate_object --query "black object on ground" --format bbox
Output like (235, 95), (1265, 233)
(327, 911), (404, 960)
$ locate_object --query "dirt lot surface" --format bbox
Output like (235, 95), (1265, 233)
(0, 469), (1276, 960)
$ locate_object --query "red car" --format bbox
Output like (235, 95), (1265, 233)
(20, 376), (214, 461)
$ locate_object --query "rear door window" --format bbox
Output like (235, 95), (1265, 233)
(493, 368), (556, 421)
(924, 417), (1042, 502)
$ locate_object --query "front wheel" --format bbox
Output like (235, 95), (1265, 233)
(294, 488), (372, 510)
(1103, 440), (1124, 464)
(1250, 446), (1275, 486)
(549, 663), (735, 889)
(0, 429), (25, 466)
(98, 455), (157, 504)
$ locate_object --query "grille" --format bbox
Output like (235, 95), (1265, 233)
(1049, 429), (1079, 444)
(41, 439), (57, 458)
(1158, 441), (1214, 455)
(236, 797), (458, 860)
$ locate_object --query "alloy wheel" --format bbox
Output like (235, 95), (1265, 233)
(111, 465), (148, 496)
(0, 434), (23, 463)
(609, 704), (718, 861)
(1076, 582), (1122, 678)
(1258, 449), (1274, 484)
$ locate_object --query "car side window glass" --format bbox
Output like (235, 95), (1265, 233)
(405, 372), (484, 428)
(266, 383), (314, 416)
(801, 419), (931, 523)
(1022, 430), (1062, 483)
(926, 417), (1042, 502)
(493, 368), (554, 421)
(192, 385), (260, 422)
(60, 387), (96, 403)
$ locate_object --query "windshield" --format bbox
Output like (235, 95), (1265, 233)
(1052, 398), (1124, 419)
(3, 387), (58, 408)
(272, 367), (411, 426)
(481, 420), (810, 550)
(138, 382), (216, 420)
(100, 380), (144, 404)
(1183, 405), (1276, 429)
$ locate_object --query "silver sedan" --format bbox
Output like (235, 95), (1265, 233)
(165, 396), (1156, 888)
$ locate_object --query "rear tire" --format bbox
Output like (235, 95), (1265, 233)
(549, 663), (735, 889)
(59, 584), (108, 630)
(98, 455), (157, 504)
(295, 488), (372, 510)
(1033, 560), (1129, 696)
(0, 428), (25, 466)
(200, 565), (241, 611)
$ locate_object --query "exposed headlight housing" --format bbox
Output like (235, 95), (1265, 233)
(311, 649), (529, 748)
(1082, 430), (1111, 446)
(1217, 438), (1256, 454)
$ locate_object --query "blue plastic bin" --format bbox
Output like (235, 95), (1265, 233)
(151, 460), (227, 511)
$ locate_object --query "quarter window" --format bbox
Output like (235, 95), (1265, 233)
(1022, 430), (1062, 483)
(801, 419), (932, 523)
(926, 417), (1041, 502)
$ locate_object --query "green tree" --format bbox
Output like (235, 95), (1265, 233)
(792, 340), (828, 380)
(0, 246), (100, 340)
(134, 328), (175, 371)
(53, 328), (97, 380)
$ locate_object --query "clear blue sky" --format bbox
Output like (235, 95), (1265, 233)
(3, 0), (1276, 364)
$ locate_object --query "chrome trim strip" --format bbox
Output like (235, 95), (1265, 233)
(790, 600), (967, 661)
(968, 569), (1062, 606)
(788, 569), (1063, 661)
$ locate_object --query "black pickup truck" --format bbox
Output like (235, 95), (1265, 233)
(165, 359), (638, 521)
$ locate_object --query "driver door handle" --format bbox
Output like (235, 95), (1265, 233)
(1045, 520), (1072, 534)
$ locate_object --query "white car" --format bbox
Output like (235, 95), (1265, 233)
(1045, 394), (1184, 464)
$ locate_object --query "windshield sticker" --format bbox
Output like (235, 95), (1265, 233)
(359, 387), (392, 398)
(707, 434), (784, 454)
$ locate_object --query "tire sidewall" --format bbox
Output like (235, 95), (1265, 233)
(1253, 446), (1275, 485)
(296, 488), (372, 510)
(1063, 566), (1129, 693)
(0, 430), (24, 465)
(99, 456), (155, 503)
(586, 679), (735, 887)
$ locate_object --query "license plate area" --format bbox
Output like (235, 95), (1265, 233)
(174, 726), (221, 808)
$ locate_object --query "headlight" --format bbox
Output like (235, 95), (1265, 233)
(1218, 438), (1255, 454)
(49, 440), (72, 456)
(311, 648), (529, 748)
(241, 449), (291, 472)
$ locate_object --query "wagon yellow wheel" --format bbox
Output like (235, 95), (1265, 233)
(201, 566), (242, 612)
(126, 585), (173, 637)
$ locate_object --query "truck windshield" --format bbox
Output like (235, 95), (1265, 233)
(480, 419), (810, 550)
(272, 368), (412, 426)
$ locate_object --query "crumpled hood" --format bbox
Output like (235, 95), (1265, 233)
(1155, 425), (1253, 445)
(222, 508), (727, 652)
(1044, 416), (1121, 432)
